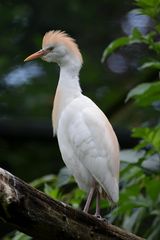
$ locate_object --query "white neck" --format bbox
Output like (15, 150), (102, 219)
(52, 62), (82, 134)
(58, 62), (82, 93)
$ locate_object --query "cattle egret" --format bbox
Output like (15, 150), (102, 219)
(24, 30), (120, 217)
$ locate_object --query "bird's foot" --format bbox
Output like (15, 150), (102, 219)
(94, 214), (107, 222)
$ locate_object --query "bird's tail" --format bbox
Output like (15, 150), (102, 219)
(99, 180), (119, 204)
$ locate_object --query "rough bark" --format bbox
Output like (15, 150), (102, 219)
(0, 167), (144, 240)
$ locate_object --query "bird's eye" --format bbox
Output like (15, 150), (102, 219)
(47, 46), (54, 51)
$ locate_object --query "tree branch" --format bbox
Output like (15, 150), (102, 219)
(0, 168), (144, 240)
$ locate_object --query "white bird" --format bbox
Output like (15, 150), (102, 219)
(24, 30), (120, 217)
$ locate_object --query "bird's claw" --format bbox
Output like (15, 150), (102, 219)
(94, 214), (106, 222)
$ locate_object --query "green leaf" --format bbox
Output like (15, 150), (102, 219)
(139, 61), (160, 70)
(101, 28), (143, 62)
(69, 188), (85, 208)
(120, 165), (144, 185)
(147, 216), (160, 240)
(12, 232), (31, 240)
(122, 207), (146, 232)
(101, 37), (130, 62)
(142, 154), (160, 173)
(132, 126), (160, 152)
(132, 27), (143, 39)
(132, 127), (149, 139)
(135, 0), (160, 19)
(44, 183), (60, 199)
(146, 178), (160, 201)
(126, 83), (152, 101)
(126, 81), (160, 107)
(130, 195), (152, 208)
(120, 149), (145, 163)
(30, 174), (56, 188)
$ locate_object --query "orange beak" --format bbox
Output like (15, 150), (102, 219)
(24, 49), (48, 62)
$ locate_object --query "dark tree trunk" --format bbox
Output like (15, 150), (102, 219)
(0, 168), (144, 240)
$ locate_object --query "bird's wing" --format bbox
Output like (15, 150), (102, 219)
(67, 96), (119, 202)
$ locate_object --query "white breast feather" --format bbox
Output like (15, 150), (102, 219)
(57, 95), (119, 203)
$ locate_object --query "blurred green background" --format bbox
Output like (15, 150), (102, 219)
(0, 0), (146, 180)
(0, 0), (158, 238)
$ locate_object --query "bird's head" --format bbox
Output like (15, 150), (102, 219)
(24, 30), (83, 67)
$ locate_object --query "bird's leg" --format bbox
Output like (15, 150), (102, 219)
(83, 186), (95, 213)
(94, 190), (106, 221)
(94, 189), (101, 218)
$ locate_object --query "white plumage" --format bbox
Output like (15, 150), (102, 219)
(24, 30), (120, 217)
